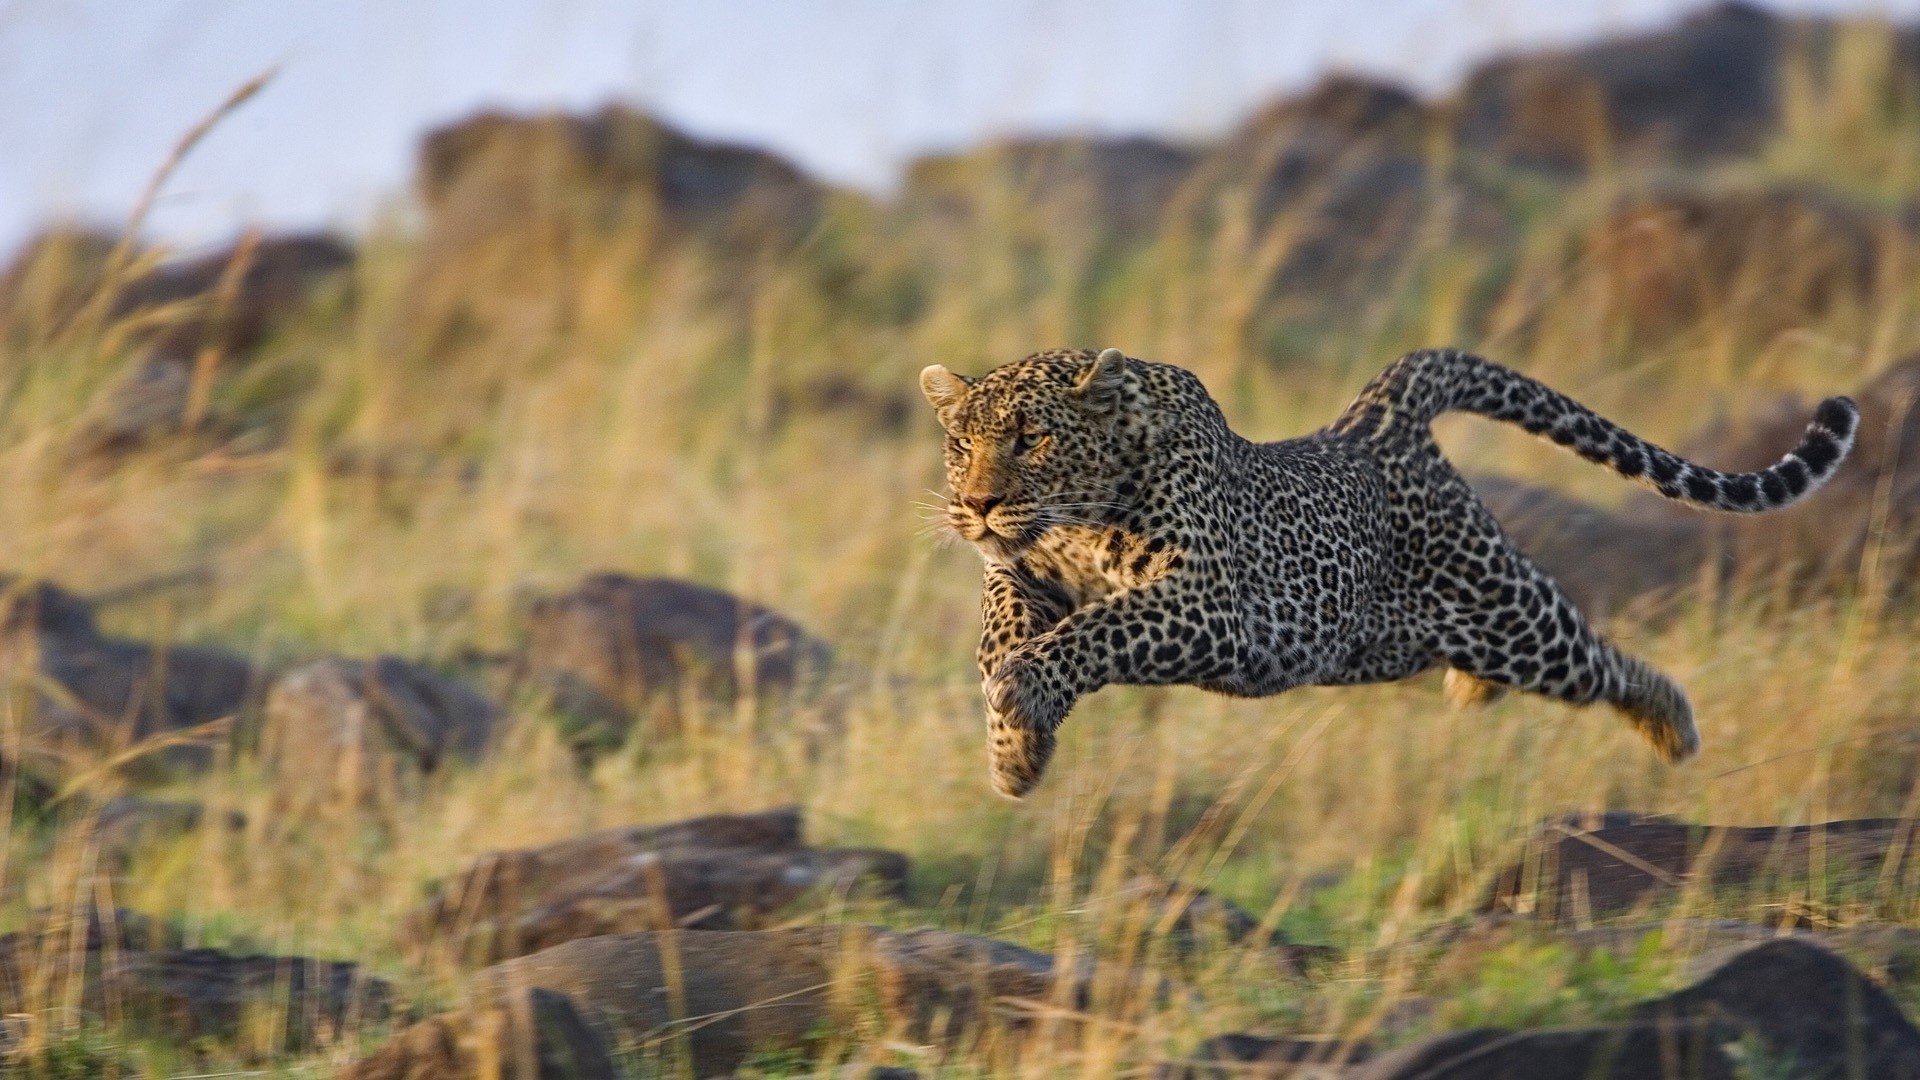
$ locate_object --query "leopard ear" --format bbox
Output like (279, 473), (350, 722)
(1073, 348), (1128, 405)
(920, 365), (973, 418)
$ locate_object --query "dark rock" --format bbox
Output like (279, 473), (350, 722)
(406, 107), (825, 349)
(261, 655), (503, 810)
(464, 926), (1080, 1074)
(1574, 187), (1901, 345)
(1485, 816), (1918, 921)
(1246, 74), (1426, 142)
(1348, 1024), (1735, 1079)
(116, 233), (353, 358)
(1172, 87), (1508, 315)
(467, 928), (840, 1077)
(405, 807), (907, 964)
(1157, 1032), (1372, 1078)
(104, 948), (391, 1048)
(90, 795), (244, 865)
(1453, 3), (1785, 172)
(1624, 354), (1920, 605)
(341, 1015), (470, 1080)
(1636, 938), (1920, 1080)
(0, 576), (258, 778)
(519, 574), (831, 740)
(1, 230), (350, 453)
(1097, 876), (1286, 957)
(344, 987), (616, 1080)
(419, 106), (822, 246)
(864, 928), (1069, 1042)
(902, 135), (1200, 241)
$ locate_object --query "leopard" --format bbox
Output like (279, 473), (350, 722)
(920, 347), (1860, 799)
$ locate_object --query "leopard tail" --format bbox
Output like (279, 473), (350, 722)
(1331, 348), (1859, 513)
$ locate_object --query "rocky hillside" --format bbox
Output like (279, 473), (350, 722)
(4, 3), (1920, 1076)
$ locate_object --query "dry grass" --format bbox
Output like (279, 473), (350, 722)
(3, 22), (1920, 1077)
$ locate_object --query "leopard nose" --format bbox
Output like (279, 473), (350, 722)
(962, 495), (1003, 516)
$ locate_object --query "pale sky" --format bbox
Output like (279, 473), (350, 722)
(2, 0), (1918, 258)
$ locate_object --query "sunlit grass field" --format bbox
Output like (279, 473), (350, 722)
(5, 18), (1920, 1076)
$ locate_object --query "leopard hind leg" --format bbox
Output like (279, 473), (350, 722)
(1442, 570), (1699, 763)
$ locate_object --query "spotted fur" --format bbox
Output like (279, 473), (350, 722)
(921, 347), (1860, 798)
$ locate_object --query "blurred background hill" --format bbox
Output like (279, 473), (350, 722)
(8, 2), (1920, 1074)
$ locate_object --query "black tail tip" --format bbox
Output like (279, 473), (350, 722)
(1814, 396), (1859, 438)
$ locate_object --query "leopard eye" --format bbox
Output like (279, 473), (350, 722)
(948, 436), (973, 455)
(1015, 430), (1048, 454)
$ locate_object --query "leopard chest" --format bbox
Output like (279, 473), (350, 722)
(1016, 524), (1172, 609)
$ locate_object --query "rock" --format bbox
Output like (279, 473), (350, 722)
(89, 795), (244, 865)
(865, 928), (1073, 1042)
(1625, 354), (1920, 605)
(1477, 351), (1920, 614)
(1485, 816), (1916, 921)
(0, 576), (258, 778)
(1348, 1024), (1735, 1079)
(261, 656), (503, 810)
(1158, 1032), (1372, 1079)
(1470, 475), (1707, 619)
(1575, 187), (1902, 345)
(1635, 938), (1920, 1079)
(343, 989), (616, 1080)
(0, 910), (386, 1053)
(467, 928), (839, 1077)
(1, 230), (351, 453)
(1453, 3), (1785, 172)
(418, 106), (822, 247)
(901, 135), (1200, 242)
(519, 574), (831, 741)
(406, 106), (825, 349)
(103, 948), (391, 1048)
(460, 926), (1080, 1074)
(405, 807), (907, 964)
(1171, 82), (1507, 316)
(364, 925), (1093, 1074)
(340, 1015), (471, 1080)
(115, 233), (354, 359)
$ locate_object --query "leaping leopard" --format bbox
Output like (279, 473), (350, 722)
(920, 348), (1859, 798)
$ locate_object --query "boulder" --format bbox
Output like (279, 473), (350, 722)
(1625, 354), (1920, 604)
(341, 988), (615, 1080)
(0, 909), (386, 1053)
(1170, 79), (1507, 318)
(1452, 3), (1785, 172)
(1634, 938), (1920, 1079)
(1348, 1024), (1734, 1079)
(405, 807), (907, 964)
(261, 655), (503, 810)
(901, 135), (1200, 242)
(1573, 187), (1902, 345)
(89, 795), (244, 866)
(1158, 1032), (1372, 1078)
(0, 576), (258, 778)
(1485, 815), (1917, 921)
(358, 925), (1084, 1076)
(418, 106), (822, 248)
(103, 948), (391, 1049)
(465, 928), (839, 1077)
(0, 230), (351, 454)
(405, 106), (826, 349)
(1476, 352), (1920, 614)
(519, 574), (831, 740)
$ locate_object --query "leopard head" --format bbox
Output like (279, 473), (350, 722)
(921, 348), (1133, 563)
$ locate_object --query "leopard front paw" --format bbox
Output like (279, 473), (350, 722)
(982, 654), (1071, 799)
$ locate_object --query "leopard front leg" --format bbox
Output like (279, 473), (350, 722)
(976, 566), (1076, 798)
(984, 575), (1236, 798)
